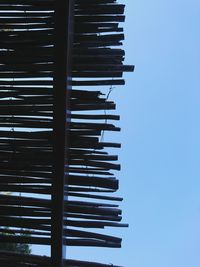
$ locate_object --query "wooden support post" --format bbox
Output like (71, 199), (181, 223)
(52, 0), (74, 266)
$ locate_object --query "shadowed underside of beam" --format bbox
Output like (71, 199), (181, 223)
(0, 0), (133, 266)
(0, 251), (122, 267)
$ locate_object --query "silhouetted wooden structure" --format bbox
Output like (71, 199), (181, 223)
(0, 0), (133, 266)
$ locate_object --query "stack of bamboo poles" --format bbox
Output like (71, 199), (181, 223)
(0, 1), (55, 263)
(0, 0), (133, 266)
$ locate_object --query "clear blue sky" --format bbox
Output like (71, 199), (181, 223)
(120, 0), (200, 266)
(34, 1), (200, 266)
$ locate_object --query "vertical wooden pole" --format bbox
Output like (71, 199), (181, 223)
(52, 0), (74, 266)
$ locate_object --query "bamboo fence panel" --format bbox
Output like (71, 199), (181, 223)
(0, 0), (133, 266)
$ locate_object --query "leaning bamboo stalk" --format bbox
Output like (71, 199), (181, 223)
(75, 5), (125, 15)
(75, 15), (125, 23)
(68, 192), (122, 201)
(66, 213), (122, 222)
(72, 79), (125, 86)
(0, 234), (50, 245)
(65, 219), (128, 229)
